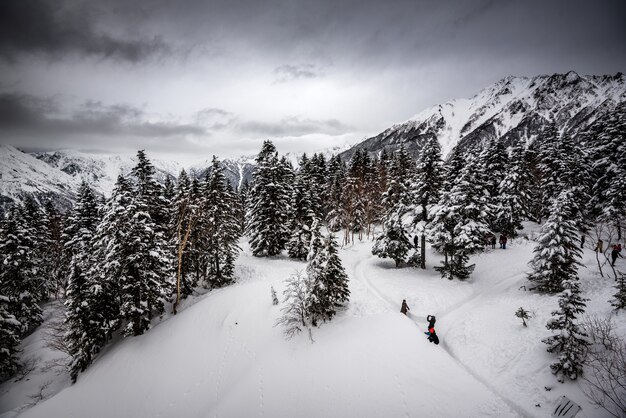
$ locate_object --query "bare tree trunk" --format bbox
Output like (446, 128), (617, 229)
(173, 202), (197, 315)
(420, 233), (426, 270)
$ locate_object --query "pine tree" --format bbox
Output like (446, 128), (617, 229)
(478, 138), (508, 200)
(246, 140), (291, 256)
(326, 155), (347, 233)
(427, 156), (491, 280)
(307, 234), (350, 325)
(63, 181), (100, 382)
(287, 155), (317, 260)
(543, 278), (589, 382)
(372, 211), (412, 267)
(527, 190), (582, 294)
(89, 175), (134, 343)
(588, 105), (626, 233)
(0, 294), (21, 380)
(411, 136), (443, 269)
(131, 150), (169, 233)
(42, 201), (67, 299)
(493, 144), (528, 237)
(201, 156), (240, 288)
(0, 205), (43, 335)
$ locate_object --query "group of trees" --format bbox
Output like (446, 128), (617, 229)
(1, 106), (624, 384)
(0, 151), (242, 382)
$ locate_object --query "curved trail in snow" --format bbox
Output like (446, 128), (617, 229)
(353, 255), (532, 418)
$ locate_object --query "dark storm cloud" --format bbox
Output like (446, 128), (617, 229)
(273, 64), (324, 83)
(0, 93), (205, 138)
(0, 0), (170, 62)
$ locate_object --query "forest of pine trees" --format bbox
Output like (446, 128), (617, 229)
(1, 111), (625, 384)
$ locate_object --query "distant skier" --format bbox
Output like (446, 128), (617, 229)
(413, 235), (419, 249)
(401, 299), (410, 315)
(425, 315), (439, 345)
(499, 234), (508, 249)
(580, 234), (585, 249)
(491, 234), (496, 249)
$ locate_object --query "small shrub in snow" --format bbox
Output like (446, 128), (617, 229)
(275, 272), (314, 341)
(514, 307), (531, 327)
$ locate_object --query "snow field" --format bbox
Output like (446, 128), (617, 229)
(5, 227), (625, 418)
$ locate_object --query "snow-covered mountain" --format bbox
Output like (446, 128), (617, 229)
(341, 71), (626, 160)
(34, 150), (182, 197)
(0, 146), (256, 214)
(0, 145), (78, 213)
(189, 155), (257, 190)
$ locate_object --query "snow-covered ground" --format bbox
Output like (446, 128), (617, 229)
(2, 223), (625, 417)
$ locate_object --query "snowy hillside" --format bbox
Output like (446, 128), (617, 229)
(3, 226), (624, 418)
(0, 145), (77, 213)
(341, 71), (626, 159)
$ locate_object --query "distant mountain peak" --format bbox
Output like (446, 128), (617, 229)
(341, 72), (626, 160)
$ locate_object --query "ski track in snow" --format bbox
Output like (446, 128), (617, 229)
(353, 253), (531, 418)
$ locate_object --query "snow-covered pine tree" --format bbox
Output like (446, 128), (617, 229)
(326, 155), (347, 233)
(42, 200), (67, 299)
(201, 156), (240, 288)
(21, 196), (50, 302)
(543, 277), (589, 382)
(527, 189), (583, 294)
(478, 138), (508, 200)
(0, 205), (43, 336)
(131, 150), (169, 233)
(246, 140), (292, 256)
(0, 294), (21, 380)
(119, 174), (170, 336)
(493, 144), (529, 237)
(588, 104), (626, 233)
(307, 233), (350, 325)
(427, 156), (491, 280)
(372, 211), (412, 267)
(382, 144), (414, 217)
(287, 155), (317, 260)
(342, 149), (371, 242)
(63, 181), (100, 382)
(88, 175), (134, 343)
(411, 136), (443, 269)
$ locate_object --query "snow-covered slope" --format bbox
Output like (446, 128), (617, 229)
(5, 227), (624, 417)
(0, 145), (77, 213)
(342, 71), (626, 159)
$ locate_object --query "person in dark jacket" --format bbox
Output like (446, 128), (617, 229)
(490, 234), (496, 249)
(401, 299), (410, 315)
(499, 234), (508, 249)
(425, 315), (439, 344)
(611, 245), (621, 266)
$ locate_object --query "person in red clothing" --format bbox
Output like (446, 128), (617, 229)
(425, 315), (439, 345)
(499, 233), (508, 249)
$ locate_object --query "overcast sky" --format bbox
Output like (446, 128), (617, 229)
(0, 0), (624, 163)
